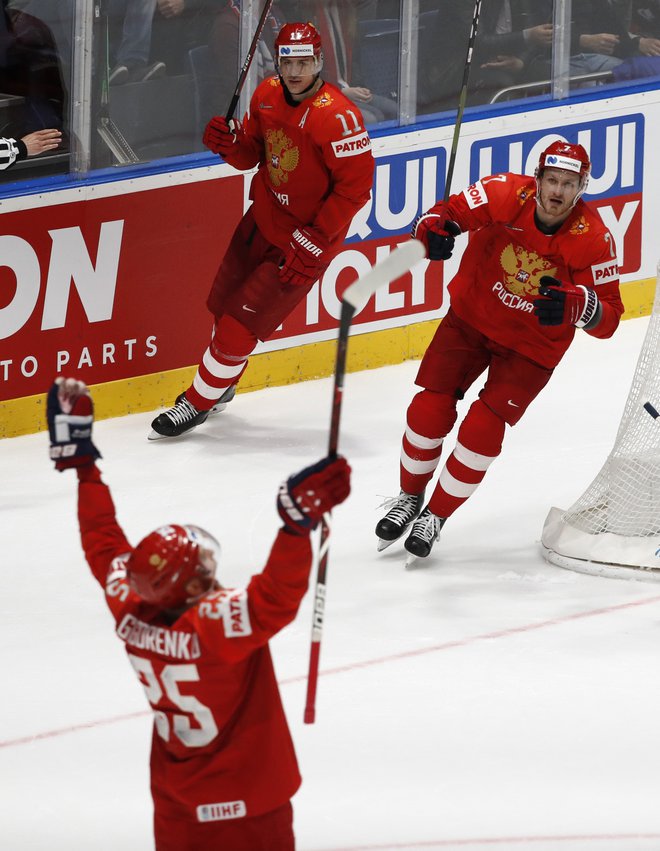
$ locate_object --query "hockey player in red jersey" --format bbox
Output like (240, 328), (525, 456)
(47, 376), (351, 850)
(149, 20), (375, 440)
(376, 140), (624, 564)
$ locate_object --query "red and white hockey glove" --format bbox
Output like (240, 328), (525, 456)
(533, 275), (601, 328)
(203, 116), (244, 157)
(277, 456), (351, 535)
(279, 226), (331, 287)
(47, 377), (101, 471)
(411, 202), (461, 261)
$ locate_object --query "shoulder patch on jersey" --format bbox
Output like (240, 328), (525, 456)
(331, 131), (371, 158)
(516, 184), (533, 205)
(464, 180), (487, 209)
(313, 91), (334, 108)
(570, 215), (590, 235)
(198, 588), (252, 637)
(591, 260), (619, 285)
(268, 76), (281, 88)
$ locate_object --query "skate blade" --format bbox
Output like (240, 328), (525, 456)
(376, 537), (398, 552)
(404, 552), (430, 570)
(208, 401), (228, 415)
(147, 429), (171, 441)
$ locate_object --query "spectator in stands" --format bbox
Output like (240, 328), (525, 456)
(107, 0), (166, 84)
(151, 0), (223, 76)
(470, 0), (554, 102)
(571, 0), (660, 77)
(0, 0), (66, 133)
(570, 0), (660, 79)
(634, 0), (660, 38)
(0, 128), (62, 169)
(12, 0), (73, 83)
(417, 0), (553, 112)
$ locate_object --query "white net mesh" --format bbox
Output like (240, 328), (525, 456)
(541, 272), (660, 577)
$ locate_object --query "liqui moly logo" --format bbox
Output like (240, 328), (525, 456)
(347, 149), (445, 242)
(469, 115), (644, 199)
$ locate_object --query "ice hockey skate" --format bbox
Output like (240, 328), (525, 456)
(404, 508), (446, 568)
(375, 490), (425, 551)
(148, 385), (236, 440)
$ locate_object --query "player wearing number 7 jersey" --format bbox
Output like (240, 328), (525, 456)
(47, 377), (351, 850)
(376, 141), (624, 563)
(149, 20), (375, 441)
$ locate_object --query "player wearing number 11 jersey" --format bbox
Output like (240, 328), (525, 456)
(48, 377), (351, 850)
(149, 21), (375, 440)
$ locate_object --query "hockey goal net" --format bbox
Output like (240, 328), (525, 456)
(541, 272), (660, 580)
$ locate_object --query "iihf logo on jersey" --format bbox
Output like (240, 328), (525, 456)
(196, 801), (246, 822)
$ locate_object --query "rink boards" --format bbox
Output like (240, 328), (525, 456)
(1, 88), (658, 437)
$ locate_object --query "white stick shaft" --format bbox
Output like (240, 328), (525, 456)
(342, 240), (426, 312)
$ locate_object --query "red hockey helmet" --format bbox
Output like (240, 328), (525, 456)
(275, 22), (323, 74)
(535, 140), (591, 204)
(126, 524), (220, 610)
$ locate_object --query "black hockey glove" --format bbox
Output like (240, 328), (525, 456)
(47, 377), (101, 471)
(411, 202), (461, 261)
(533, 275), (600, 328)
(277, 455), (351, 535)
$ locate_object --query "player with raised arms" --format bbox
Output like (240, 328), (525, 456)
(150, 20), (375, 440)
(376, 141), (624, 565)
(47, 376), (351, 850)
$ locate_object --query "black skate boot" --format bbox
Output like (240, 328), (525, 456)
(375, 490), (425, 552)
(404, 508), (446, 567)
(209, 383), (236, 414)
(148, 393), (211, 440)
(149, 385), (237, 441)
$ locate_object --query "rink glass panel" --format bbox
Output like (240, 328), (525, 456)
(0, 0), (658, 191)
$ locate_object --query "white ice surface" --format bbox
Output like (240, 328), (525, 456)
(2, 316), (660, 851)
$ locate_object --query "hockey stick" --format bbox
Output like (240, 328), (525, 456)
(443, 0), (483, 201)
(225, 0), (275, 121)
(304, 239), (426, 724)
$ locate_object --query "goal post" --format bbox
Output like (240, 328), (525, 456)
(541, 268), (660, 581)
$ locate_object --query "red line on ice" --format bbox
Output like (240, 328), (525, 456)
(3, 593), (660, 750)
